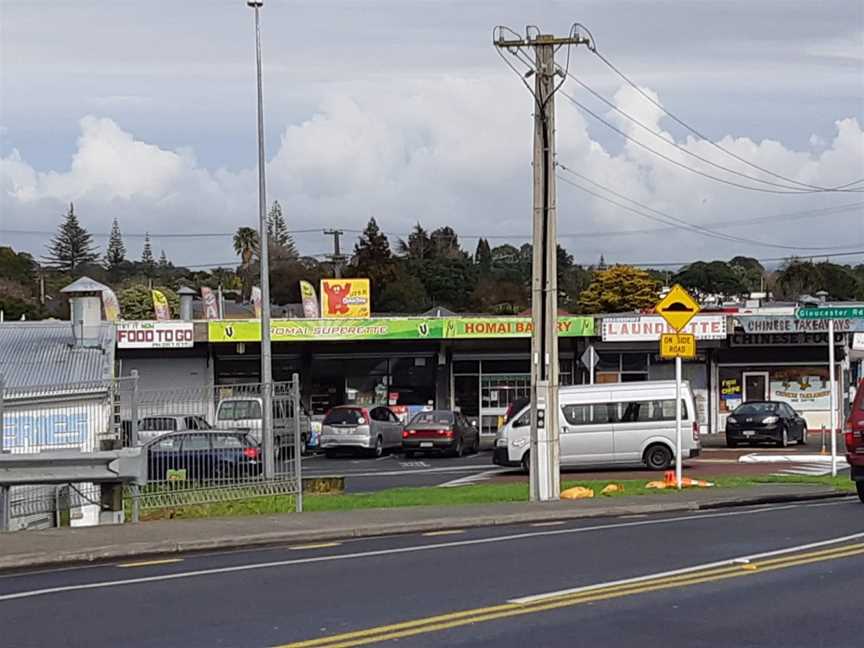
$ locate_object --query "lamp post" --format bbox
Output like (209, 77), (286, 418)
(247, 0), (274, 478)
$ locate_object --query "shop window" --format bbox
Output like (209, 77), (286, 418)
(483, 359), (531, 374)
(597, 354), (620, 373)
(454, 375), (480, 417)
(453, 360), (479, 374)
(621, 353), (648, 372)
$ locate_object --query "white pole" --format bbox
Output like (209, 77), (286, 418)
(829, 318), (837, 477)
(675, 355), (682, 489)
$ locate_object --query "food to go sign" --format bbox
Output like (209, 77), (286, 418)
(117, 321), (195, 348)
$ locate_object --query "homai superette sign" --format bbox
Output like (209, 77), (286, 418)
(208, 316), (595, 342)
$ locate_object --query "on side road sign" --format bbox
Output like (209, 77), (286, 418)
(660, 333), (696, 359)
(656, 284), (701, 332)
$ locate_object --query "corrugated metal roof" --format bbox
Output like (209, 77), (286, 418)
(0, 321), (115, 395)
(59, 276), (110, 294)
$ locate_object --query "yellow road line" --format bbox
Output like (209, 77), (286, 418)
(276, 543), (864, 648)
(116, 559), (183, 569)
(289, 543), (342, 551)
(421, 530), (465, 537)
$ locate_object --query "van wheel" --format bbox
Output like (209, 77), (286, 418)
(857, 481), (864, 504)
(521, 451), (530, 475)
(644, 444), (673, 471)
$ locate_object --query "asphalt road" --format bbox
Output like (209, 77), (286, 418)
(0, 498), (861, 647)
(302, 441), (845, 492)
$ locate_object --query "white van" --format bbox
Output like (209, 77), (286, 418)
(493, 381), (701, 472)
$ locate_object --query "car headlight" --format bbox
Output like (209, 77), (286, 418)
(495, 437), (508, 448)
(726, 416), (737, 425)
(762, 416), (779, 425)
(511, 438), (529, 448)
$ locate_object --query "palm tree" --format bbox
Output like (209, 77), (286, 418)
(233, 227), (259, 266)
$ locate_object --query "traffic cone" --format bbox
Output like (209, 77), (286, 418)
(664, 470), (675, 485)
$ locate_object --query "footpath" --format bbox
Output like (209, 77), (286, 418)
(0, 484), (849, 570)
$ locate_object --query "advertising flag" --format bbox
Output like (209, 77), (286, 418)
(251, 286), (262, 318)
(320, 278), (371, 319)
(152, 290), (171, 320)
(101, 287), (121, 321)
(299, 281), (320, 318)
(201, 287), (219, 320)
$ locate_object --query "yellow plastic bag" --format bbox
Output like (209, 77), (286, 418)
(560, 486), (595, 499)
(645, 480), (668, 489)
(601, 483), (623, 496)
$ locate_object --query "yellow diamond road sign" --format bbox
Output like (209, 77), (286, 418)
(655, 284), (701, 332)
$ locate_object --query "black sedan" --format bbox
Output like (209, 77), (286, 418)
(725, 401), (808, 448)
(145, 431), (263, 482)
(402, 410), (480, 457)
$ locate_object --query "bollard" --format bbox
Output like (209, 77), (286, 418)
(820, 425), (828, 455)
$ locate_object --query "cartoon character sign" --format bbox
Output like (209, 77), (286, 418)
(320, 279), (371, 318)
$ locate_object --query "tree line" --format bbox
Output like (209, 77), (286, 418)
(3, 205), (864, 320)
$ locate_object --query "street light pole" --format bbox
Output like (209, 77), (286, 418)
(248, 0), (274, 478)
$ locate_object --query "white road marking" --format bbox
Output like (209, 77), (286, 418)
(508, 530), (864, 604)
(438, 469), (509, 488)
(739, 453), (849, 465)
(772, 463), (849, 477)
(305, 465), (498, 479)
(0, 500), (853, 602)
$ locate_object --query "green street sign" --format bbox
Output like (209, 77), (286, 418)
(795, 306), (864, 320)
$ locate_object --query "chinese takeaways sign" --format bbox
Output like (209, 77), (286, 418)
(208, 316), (595, 342)
(320, 279), (371, 318)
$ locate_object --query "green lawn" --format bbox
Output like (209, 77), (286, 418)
(136, 474), (854, 521)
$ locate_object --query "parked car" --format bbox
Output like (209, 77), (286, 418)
(402, 410), (480, 458)
(494, 381), (701, 473)
(215, 396), (312, 455)
(725, 401), (807, 448)
(844, 379), (864, 503)
(134, 414), (212, 445)
(144, 431), (262, 482)
(320, 405), (403, 458)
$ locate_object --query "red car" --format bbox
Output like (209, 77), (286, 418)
(845, 379), (864, 503)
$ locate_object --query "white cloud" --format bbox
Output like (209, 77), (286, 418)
(2, 78), (863, 269)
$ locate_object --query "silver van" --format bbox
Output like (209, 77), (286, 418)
(215, 396), (312, 455)
(493, 381), (701, 472)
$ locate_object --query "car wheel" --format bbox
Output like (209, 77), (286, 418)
(726, 437), (738, 448)
(644, 444), (673, 471)
(857, 481), (864, 504)
(799, 427), (808, 446)
(471, 434), (480, 454)
(780, 427), (789, 448)
(521, 451), (530, 475)
(368, 436), (384, 459)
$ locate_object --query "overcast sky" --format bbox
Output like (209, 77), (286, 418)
(1, 0), (862, 269)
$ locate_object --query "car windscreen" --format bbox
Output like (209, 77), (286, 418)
(409, 411), (453, 426)
(734, 402), (779, 416)
(323, 408), (365, 425)
(218, 400), (263, 421)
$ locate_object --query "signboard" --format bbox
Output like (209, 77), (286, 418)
(117, 321), (195, 348)
(796, 306), (864, 320)
(201, 287), (220, 320)
(729, 332), (845, 347)
(854, 333), (864, 351)
(299, 281), (320, 318)
(770, 368), (831, 411)
(152, 290), (171, 320)
(208, 316), (595, 343)
(320, 279), (371, 318)
(602, 315), (726, 341)
(581, 345), (598, 370)
(660, 333), (696, 359)
(443, 316), (594, 339)
(655, 284), (700, 332)
(739, 316), (858, 333)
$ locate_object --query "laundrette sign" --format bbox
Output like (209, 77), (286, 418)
(602, 315), (727, 341)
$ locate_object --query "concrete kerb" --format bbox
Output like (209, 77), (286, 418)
(0, 489), (851, 571)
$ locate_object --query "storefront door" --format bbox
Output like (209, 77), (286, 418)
(743, 372), (769, 402)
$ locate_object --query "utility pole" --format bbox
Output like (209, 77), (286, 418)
(494, 25), (591, 502)
(248, 0), (274, 478)
(325, 229), (347, 278)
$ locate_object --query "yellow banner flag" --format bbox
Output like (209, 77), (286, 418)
(152, 290), (171, 320)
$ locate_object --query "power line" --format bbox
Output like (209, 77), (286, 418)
(588, 46), (864, 193)
(1, 227), (327, 239)
(565, 71), (855, 194)
(607, 249), (864, 269)
(560, 91), (864, 195)
(556, 165), (859, 251)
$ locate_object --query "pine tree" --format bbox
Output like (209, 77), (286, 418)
(141, 232), (155, 271)
(397, 223), (432, 259)
(104, 218), (126, 268)
(267, 201), (298, 259)
(353, 218), (391, 268)
(474, 238), (492, 272)
(45, 203), (98, 272)
(158, 250), (170, 269)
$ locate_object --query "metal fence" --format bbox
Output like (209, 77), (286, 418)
(0, 374), (304, 530)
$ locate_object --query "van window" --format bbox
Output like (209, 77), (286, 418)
(562, 403), (618, 426)
(620, 399), (689, 423)
(218, 400), (262, 421)
(513, 410), (530, 428)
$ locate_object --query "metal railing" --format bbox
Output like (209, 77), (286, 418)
(0, 374), (304, 530)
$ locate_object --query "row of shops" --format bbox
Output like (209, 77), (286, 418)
(114, 312), (864, 439)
